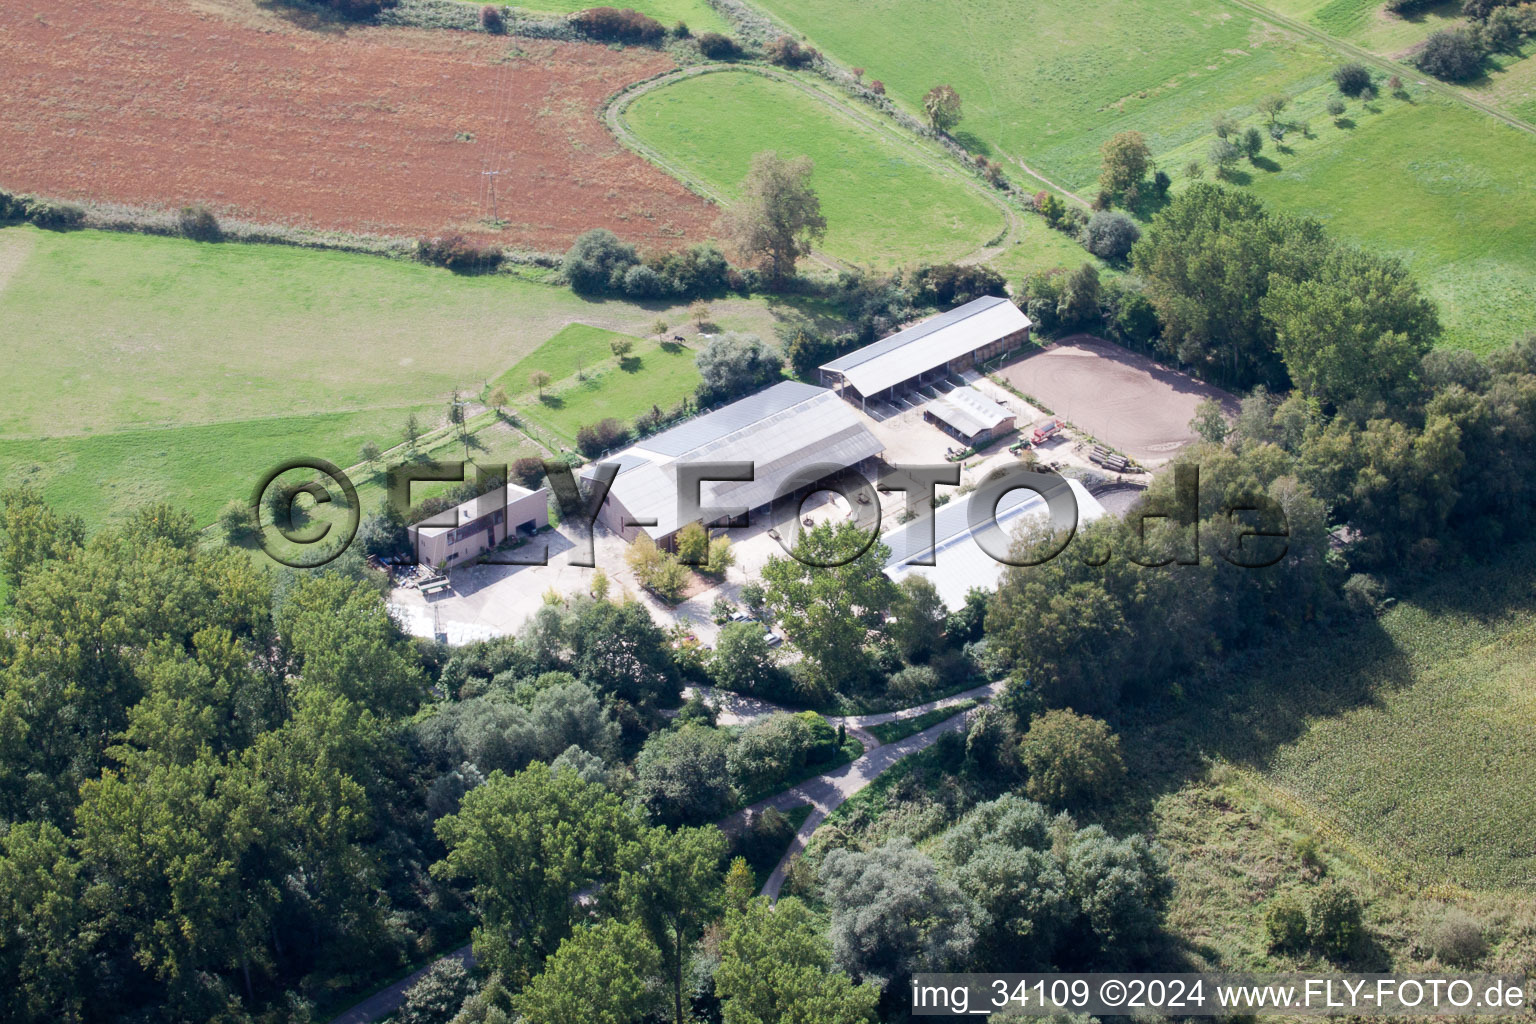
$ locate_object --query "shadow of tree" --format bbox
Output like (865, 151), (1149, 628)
(1250, 155), (1282, 173)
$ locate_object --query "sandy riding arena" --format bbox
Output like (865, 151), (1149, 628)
(997, 335), (1238, 465)
(0, 0), (714, 249)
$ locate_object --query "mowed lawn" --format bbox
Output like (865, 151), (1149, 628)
(0, 227), (793, 529)
(753, 0), (1536, 348)
(1235, 98), (1536, 351)
(1260, 0), (1465, 54)
(0, 407), (434, 532)
(515, 335), (701, 444)
(624, 70), (1005, 265)
(0, 226), (776, 438)
(751, 0), (1337, 192)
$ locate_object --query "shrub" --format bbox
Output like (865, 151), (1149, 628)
(911, 263), (1007, 307)
(1332, 62), (1373, 96)
(869, 79), (885, 95)
(1415, 29), (1486, 81)
(738, 805), (794, 868)
(478, 3), (505, 32)
(564, 228), (638, 293)
(570, 6), (665, 44)
(1425, 908), (1487, 965)
(671, 19), (690, 37)
(24, 199), (86, 231)
(417, 233), (503, 271)
(1018, 709), (1126, 808)
(695, 332), (783, 405)
(396, 956), (476, 1024)
(274, 0), (396, 18)
(1308, 884), (1364, 961)
(1326, 96), (1347, 117)
(509, 457), (546, 490)
(696, 32), (741, 59)
(1266, 895), (1310, 952)
(1080, 210), (1141, 260)
(177, 202), (222, 242)
(575, 417), (631, 458)
(887, 664), (939, 704)
(0, 189), (24, 222)
(765, 34), (816, 67)
(620, 262), (665, 298)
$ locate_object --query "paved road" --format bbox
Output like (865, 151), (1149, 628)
(329, 945), (474, 1024)
(713, 680), (1003, 899)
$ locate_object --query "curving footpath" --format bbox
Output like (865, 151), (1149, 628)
(710, 680), (1003, 898)
(329, 681), (999, 1022)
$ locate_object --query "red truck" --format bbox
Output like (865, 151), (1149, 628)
(1030, 418), (1064, 446)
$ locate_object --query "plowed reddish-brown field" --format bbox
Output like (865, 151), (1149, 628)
(0, 0), (716, 250)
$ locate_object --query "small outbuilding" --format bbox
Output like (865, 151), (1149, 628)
(922, 386), (1015, 446)
(409, 483), (550, 568)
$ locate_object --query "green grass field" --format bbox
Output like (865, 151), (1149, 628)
(1233, 97), (1536, 351)
(0, 226), (817, 530)
(0, 226), (788, 439)
(624, 70), (1006, 266)
(1122, 548), (1536, 896)
(751, 0), (1337, 192)
(517, 336), (701, 444)
(0, 407), (431, 532)
(496, 323), (645, 387)
(1260, 0), (1465, 54)
(752, 0), (1536, 348)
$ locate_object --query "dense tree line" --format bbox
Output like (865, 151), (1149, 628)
(984, 324), (1536, 717)
(0, 497), (436, 1020)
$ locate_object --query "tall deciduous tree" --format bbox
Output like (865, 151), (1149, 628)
(432, 763), (641, 983)
(923, 84), (963, 132)
(719, 152), (827, 286)
(619, 824), (726, 1023)
(516, 920), (662, 1024)
(716, 897), (880, 1024)
(760, 521), (894, 694)
(1262, 245), (1439, 408)
(1098, 131), (1152, 199)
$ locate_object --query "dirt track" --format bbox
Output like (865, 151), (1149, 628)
(0, 0), (715, 249)
(998, 335), (1239, 465)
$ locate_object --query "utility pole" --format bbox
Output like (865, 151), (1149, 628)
(482, 168), (501, 221)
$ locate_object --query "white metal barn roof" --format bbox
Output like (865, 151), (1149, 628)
(819, 295), (1031, 396)
(883, 477), (1106, 609)
(924, 386), (1013, 438)
(592, 381), (885, 539)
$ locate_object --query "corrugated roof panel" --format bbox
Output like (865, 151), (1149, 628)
(822, 298), (1031, 397)
(633, 380), (826, 458)
(882, 478), (1106, 608)
(821, 296), (1014, 373)
(603, 384), (884, 538)
(924, 386), (1013, 438)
